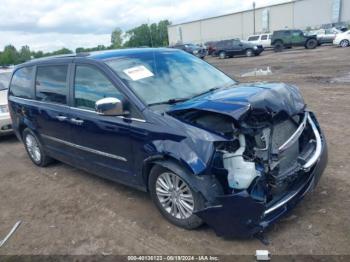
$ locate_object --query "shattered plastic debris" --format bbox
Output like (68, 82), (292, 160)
(241, 67), (273, 77)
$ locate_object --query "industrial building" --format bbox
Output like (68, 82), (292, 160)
(168, 0), (350, 45)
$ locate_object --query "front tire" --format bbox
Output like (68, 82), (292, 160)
(305, 39), (318, 49)
(149, 165), (204, 229)
(23, 128), (52, 167)
(340, 40), (350, 48)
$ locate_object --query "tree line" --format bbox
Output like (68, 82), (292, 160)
(0, 20), (171, 66)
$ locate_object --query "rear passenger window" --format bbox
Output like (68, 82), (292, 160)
(36, 65), (68, 104)
(261, 35), (268, 40)
(74, 65), (123, 110)
(9, 67), (34, 99)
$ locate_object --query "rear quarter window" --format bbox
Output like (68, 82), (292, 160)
(9, 67), (34, 99)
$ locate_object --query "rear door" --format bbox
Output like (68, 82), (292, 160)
(68, 62), (138, 184)
(32, 62), (76, 163)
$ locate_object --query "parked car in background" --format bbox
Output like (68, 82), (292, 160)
(333, 30), (350, 47)
(0, 71), (13, 135)
(204, 41), (218, 55)
(247, 34), (272, 48)
(271, 29), (318, 52)
(307, 28), (341, 45)
(337, 26), (349, 33)
(171, 43), (206, 58)
(212, 39), (264, 59)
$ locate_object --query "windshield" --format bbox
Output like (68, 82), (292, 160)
(106, 50), (236, 105)
(0, 72), (11, 91)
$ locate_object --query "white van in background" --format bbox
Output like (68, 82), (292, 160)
(247, 34), (272, 48)
(0, 70), (13, 136)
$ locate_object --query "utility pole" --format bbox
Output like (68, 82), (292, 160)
(253, 2), (256, 35)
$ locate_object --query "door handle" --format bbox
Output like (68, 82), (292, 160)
(70, 118), (84, 125)
(56, 115), (68, 121)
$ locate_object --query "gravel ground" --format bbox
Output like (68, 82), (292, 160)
(0, 46), (349, 256)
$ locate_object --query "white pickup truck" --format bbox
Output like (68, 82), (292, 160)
(247, 34), (272, 48)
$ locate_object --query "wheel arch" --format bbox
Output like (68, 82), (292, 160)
(142, 155), (195, 192)
(272, 39), (283, 45)
(144, 158), (224, 205)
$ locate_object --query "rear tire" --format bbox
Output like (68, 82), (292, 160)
(219, 51), (226, 59)
(274, 41), (284, 52)
(149, 165), (204, 230)
(340, 40), (350, 48)
(305, 39), (318, 49)
(22, 128), (52, 167)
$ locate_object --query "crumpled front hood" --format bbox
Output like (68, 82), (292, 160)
(168, 82), (305, 121)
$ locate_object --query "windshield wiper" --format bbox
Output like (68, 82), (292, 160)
(189, 82), (236, 100)
(148, 98), (189, 106)
(190, 87), (220, 99)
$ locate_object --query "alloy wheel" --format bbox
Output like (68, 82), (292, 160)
(25, 134), (41, 163)
(340, 40), (349, 48)
(155, 172), (194, 219)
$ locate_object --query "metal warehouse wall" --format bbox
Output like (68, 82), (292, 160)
(168, 0), (350, 45)
(342, 0), (350, 21)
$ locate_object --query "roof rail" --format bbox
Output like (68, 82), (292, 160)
(76, 52), (90, 57)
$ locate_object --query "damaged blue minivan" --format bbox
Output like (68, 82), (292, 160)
(8, 48), (327, 238)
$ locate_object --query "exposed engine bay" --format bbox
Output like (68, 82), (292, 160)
(170, 107), (320, 205)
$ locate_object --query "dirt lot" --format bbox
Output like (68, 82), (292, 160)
(0, 46), (349, 256)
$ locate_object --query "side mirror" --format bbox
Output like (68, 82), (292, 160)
(95, 97), (125, 116)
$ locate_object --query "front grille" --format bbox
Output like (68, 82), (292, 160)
(271, 119), (299, 175)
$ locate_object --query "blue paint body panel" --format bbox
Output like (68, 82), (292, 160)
(8, 49), (328, 238)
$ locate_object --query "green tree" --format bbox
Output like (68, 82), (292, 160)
(31, 50), (44, 59)
(123, 20), (171, 48)
(50, 48), (73, 56)
(18, 45), (32, 63)
(111, 27), (123, 48)
(158, 20), (171, 46)
(0, 45), (19, 65)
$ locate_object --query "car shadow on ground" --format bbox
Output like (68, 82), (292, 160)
(0, 133), (18, 143)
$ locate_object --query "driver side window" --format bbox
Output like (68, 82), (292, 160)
(74, 65), (123, 110)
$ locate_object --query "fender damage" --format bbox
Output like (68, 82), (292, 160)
(166, 82), (328, 238)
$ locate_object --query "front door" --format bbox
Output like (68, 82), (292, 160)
(291, 30), (304, 46)
(69, 64), (137, 184)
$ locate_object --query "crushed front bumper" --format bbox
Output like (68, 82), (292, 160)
(195, 114), (328, 238)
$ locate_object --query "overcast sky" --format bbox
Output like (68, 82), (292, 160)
(0, 0), (290, 52)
